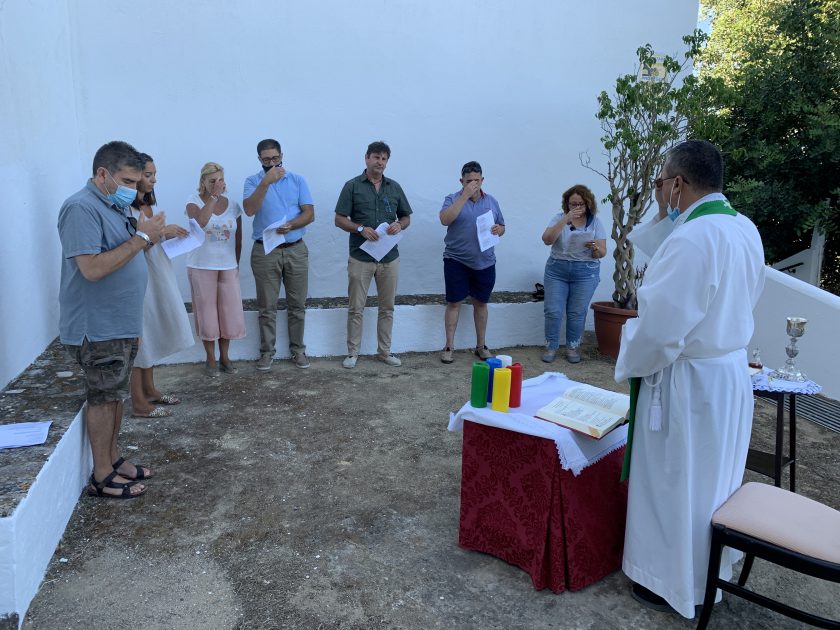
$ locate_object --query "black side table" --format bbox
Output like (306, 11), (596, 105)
(747, 390), (797, 492)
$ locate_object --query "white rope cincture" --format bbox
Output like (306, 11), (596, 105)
(644, 371), (664, 431)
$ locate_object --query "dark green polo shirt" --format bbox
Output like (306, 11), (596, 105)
(335, 172), (413, 263)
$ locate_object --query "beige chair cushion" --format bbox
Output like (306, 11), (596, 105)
(712, 482), (840, 564)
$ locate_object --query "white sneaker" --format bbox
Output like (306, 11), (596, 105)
(342, 355), (358, 369)
(377, 354), (402, 367)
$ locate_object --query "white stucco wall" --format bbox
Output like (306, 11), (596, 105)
(68, 0), (699, 298)
(0, 0), (84, 390)
(0, 0), (700, 390)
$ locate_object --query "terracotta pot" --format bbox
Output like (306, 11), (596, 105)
(590, 301), (638, 360)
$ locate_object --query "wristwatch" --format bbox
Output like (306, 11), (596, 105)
(135, 230), (152, 245)
(356, 225), (364, 233)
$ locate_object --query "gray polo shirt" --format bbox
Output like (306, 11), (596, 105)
(58, 180), (147, 344)
(441, 190), (505, 270)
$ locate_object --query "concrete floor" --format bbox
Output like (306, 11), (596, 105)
(20, 343), (840, 629)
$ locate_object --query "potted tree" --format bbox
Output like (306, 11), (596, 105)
(582, 31), (718, 358)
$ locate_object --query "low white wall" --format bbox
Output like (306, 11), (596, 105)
(0, 411), (90, 628)
(750, 268), (840, 399)
(160, 301), (549, 365)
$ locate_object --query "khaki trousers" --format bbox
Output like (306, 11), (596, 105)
(251, 240), (308, 355)
(346, 257), (399, 357)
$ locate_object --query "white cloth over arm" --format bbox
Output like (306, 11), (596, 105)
(629, 214), (675, 258)
(615, 196), (766, 619)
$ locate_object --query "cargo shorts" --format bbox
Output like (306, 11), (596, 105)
(64, 338), (139, 405)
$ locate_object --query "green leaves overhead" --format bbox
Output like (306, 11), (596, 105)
(697, 0), (840, 293)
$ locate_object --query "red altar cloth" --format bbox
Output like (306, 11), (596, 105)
(459, 420), (628, 592)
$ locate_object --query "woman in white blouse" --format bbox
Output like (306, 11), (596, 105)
(185, 162), (246, 376)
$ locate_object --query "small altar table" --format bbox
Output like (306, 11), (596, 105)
(450, 373), (629, 592)
(748, 369), (822, 492)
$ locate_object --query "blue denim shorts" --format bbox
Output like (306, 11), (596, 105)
(443, 258), (495, 303)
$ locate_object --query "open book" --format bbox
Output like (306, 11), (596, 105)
(535, 384), (630, 439)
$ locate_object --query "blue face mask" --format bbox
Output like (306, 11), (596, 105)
(666, 180), (682, 221)
(106, 172), (137, 209)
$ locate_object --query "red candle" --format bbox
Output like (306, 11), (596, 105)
(509, 362), (523, 408)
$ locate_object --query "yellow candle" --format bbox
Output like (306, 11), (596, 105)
(491, 368), (511, 413)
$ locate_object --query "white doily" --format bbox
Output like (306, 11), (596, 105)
(752, 367), (822, 395)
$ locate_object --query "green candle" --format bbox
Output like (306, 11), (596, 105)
(470, 362), (489, 407)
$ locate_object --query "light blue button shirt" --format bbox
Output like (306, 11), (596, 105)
(243, 169), (314, 243)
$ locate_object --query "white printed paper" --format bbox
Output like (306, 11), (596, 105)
(359, 222), (404, 262)
(476, 210), (500, 252)
(262, 216), (289, 253)
(0, 420), (52, 450)
(161, 219), (205, 259)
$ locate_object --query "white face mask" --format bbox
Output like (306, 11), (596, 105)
(666, 179), (682, 221)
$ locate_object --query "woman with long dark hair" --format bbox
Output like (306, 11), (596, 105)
(128, 154), (195, 417)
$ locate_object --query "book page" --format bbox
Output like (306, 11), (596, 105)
(262, 216), (288, 253)
(538, 398), (622, 430)
(475, 210), (500, 252)
(564, 384), (629, 416)
(161, 218), (205, 259)
(360, 222), (404, 261)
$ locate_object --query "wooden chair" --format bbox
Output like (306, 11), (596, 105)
(697, 482), (840, 629)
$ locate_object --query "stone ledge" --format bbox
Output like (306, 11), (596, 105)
(182, 291), (538, 312)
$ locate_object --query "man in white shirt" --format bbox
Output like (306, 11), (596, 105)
(615, 140), (766, 618)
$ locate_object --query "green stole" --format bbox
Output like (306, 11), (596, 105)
(620, 198), (737, 481)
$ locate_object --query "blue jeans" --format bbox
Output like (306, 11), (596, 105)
(543, 258), (600, 350)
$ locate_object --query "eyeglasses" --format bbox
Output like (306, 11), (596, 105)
(259, 155), (283, 165)
(569, 202), (587, 209)
(654, 174), (690, 189)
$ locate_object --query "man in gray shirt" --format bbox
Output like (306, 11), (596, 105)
(58, 141), (165, 499)
(438, 161), (505, 364)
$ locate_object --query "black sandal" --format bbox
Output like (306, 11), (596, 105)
(112, 456), (154, 480)
(88, 471), (146, 500)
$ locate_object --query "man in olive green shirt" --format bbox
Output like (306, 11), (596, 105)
(334, 141), (412, 368)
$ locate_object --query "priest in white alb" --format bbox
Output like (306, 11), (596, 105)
(615, 140), (766, 618)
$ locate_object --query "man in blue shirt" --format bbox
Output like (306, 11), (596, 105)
(58, 140), (165, 499)
(439, 161), (505, 364)
(244, 139), (315, 371)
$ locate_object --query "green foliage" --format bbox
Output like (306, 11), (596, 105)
(697, 0), (840, 293)
(583, 31), (723, 307)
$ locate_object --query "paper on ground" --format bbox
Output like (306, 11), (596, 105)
(0, 420), (52, 449)
(476, 210), (500, 252)
(161, 218), (205, 259)
(359, 222), (403, 261)
(262, 216), (289, 253)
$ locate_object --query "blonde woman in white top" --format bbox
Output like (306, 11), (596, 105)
(186, 162), (245, 376)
